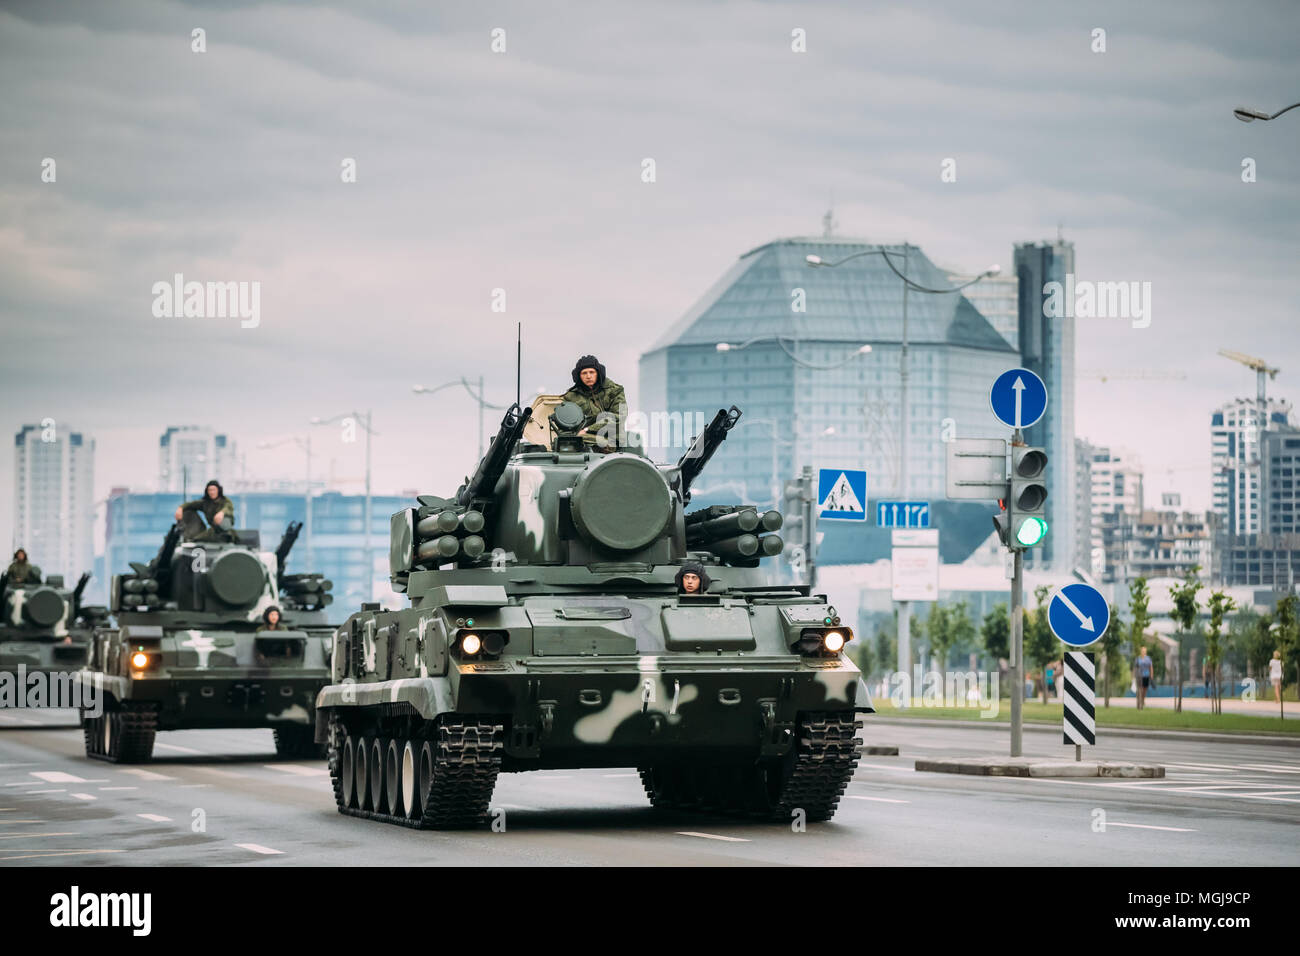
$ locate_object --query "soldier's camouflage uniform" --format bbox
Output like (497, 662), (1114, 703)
(562, 354), (626, 450)
(179, 493), (236, 542)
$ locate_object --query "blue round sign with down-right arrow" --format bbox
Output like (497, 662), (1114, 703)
(1048, 583), (1110, 647)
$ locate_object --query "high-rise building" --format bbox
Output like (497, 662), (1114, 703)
(1014, 239), (1076, 570)
(1073, 438), (1094, 574)
(640, 236), (1019, 565)
(12, 422), (95, 582)
(1214, 423), (1300, 589)
(952, 269), (1018, 351)
(1082, 442), (1144, 582)
(1099, 509), (1215, 583)
(1210, 397), (1292, 536)
(158, 426), (236, 494)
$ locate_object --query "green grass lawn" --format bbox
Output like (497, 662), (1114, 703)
(870, 699), (1300, 735)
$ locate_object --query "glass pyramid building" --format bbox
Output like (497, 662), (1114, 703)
(639, 237), (1019, 566)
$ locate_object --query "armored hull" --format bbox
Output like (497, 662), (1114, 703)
(316, 397), (871, 828)
(1, 571), (100, 694)
(78, 524), (336, 762)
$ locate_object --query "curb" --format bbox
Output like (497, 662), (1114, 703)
(914, 756), (1164, 778)
(869, 714), (1300, 748)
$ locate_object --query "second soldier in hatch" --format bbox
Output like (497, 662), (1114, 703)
(175, 480), (236, 542)
(5, 548), (38, 585)
(563, 354), (626, 451)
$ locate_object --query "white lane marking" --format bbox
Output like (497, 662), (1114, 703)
(69, 793), (96, 801)
(195, 768), (247, 779)
(492, 803), (531, 810)
(30, 772), (89, 784)
(1235, 765), (1300, 774)
(676, 831), (750, 842)
(0, 820), (40, 824)
(0, 849), (123, 861)
(154, 742), (205, 754)
(137, 814), (172, 822)
(98, 787), (138, 791)
(602, 773), (639, 778)
(1238, 790), (1300, 797)
(262, 764), (330, 776)
(845, 795), (910, 803)
(1099, 782), (1300, 804)
(24, 789), (65, 794)
(119, 769), (175, 780)
(1105, 822), (1198, 832)
(1162, 763), (1245, 772)
(0, 831), (80, 840)
(857, 762), (914, 772)
(236, 843), (284, 855)
(178, 784), (211, 789)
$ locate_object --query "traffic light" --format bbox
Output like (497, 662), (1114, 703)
(783, 473), (813, 565)
(1008, 444), (1048, 549)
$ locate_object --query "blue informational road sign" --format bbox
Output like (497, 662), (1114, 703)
(989, 368), (1048, 430)
(876, 500), (930, 528)
(1048, 583), (1110, 647)
(818, 468), (867, 521)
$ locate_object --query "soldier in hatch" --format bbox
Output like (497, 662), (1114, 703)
(257, 606), (286, 632)
(175, 480), (236, 542)
(6, 548), (38, 585)
(562, 354), (626, 451)
(674, 561), (711, 595)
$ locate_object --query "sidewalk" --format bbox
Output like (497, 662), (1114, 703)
(871, 714), (1300, 747)
(1056, 693), (1298, 720)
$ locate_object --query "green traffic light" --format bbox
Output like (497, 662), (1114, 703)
(1016, 517), (1048, 547)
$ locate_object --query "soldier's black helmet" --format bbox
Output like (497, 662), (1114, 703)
(571, 355), (605, 389)
(205, 480), (223, 498)
(262, 605), (282, 625)
(12, 548), (26, 562)
(674, 561), (711, 593)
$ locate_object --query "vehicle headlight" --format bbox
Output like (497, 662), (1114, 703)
(823, 631), (845, 653)
(461, 633), (482, 656)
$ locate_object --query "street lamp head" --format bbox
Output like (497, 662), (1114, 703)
(805, 254), (824, 266)
(857, 344), (873, 354)
(1233, 106), (1270, 123)
(412, 385), (426, 393)
(986, 264), (1001, 277)
(309, 416), (323, 424)
(716, 343), (733, 352)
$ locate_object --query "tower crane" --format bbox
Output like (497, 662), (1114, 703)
(1218, 348), (1279, 405)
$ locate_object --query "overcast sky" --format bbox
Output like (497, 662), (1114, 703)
(1, 0), (1298, 556)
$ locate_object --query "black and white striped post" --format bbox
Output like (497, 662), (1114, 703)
(1063, 651), (1096, 760)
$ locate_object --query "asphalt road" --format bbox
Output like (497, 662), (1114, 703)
(1, 709), (1297, 866)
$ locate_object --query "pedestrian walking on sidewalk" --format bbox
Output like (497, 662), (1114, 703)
(1135, 647), (1153, 710)
(1270, 651), (1284, 703)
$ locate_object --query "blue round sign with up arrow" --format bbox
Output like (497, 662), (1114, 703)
(989, 368), (1048, 430)
(1048, 583), (1110, 647)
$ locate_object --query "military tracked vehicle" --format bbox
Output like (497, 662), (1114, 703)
(1, 564), (104, 686)
(77, 520), (335, 762)
(316, 393), (872, 829)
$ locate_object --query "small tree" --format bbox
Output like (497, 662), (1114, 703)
(981, 603), (1010, 662)
(1098, 604), (1125, 708)
(926, 603), (953, 673)
(1276, 594), (1299, 718)
(1168, 565), (1204, 714)
(1025, 585), (1059, 704)
(1205, 591), (1237, 716)
(1128, 577), (1153, 690)
(949, 600), (977, 667)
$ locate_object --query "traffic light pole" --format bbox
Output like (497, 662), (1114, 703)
(1010, 548), (1023, 757)
(1009, 424), (1025, 756)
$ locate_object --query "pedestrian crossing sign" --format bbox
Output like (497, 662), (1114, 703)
(818, 468), (867, 521)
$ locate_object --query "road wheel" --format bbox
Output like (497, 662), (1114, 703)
(340, 735), (356, 809)
(402, 740), (420, 821)
(385, 739), (402, 817)
(355, 737), (371, 810)
(369, 738), (386, 814)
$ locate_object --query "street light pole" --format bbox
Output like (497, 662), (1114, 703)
(898, 243), (912, 696)
(807, 246), (999, 708)
(310, 411), (378, 601)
